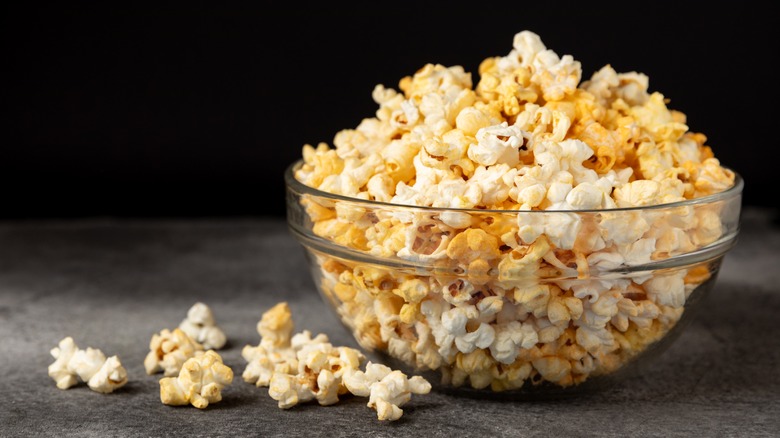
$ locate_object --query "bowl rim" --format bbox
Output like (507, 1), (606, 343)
(285, 159), (743, 214)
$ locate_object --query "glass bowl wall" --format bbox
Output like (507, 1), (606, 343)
(285, 160), (743, 398)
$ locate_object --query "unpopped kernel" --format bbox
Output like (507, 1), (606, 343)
(294, 31), (736, 391)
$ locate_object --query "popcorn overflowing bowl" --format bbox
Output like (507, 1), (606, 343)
(283, 30), (743, 396)
(286, 163), (742, 397)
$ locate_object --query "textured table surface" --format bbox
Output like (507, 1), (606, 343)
(1, 208), (779, 438)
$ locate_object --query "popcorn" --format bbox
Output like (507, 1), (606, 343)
(468, 122), (525, 166)
(531, 50), (582, 102)
(257, 302), (294, 349)
(159, 350), (233, 409)
(294, 29), (737, 393)
(179, 302), (227, 350)
(248, 302), (430, 421)
(489, 321), (539, 364)
(343, 362), (432, 421)
(268, 341), (364, 409)
(241, 303), (327, 387)
(145, 328), (204, 376)
(48, 337), (128, 394)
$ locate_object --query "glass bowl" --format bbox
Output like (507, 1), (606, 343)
(284, 160), (743, 398)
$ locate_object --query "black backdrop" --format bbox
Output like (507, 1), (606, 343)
(3, 4), (777, 219)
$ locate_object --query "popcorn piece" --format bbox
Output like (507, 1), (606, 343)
(343, 362), (432, 421)
(179, 302), (227, 350)
(241, 303), (327, 387)
(48, 337), (128, 394)
(160, 350), (233, 409)
(257, 302), (294, 349)
(145, 328), (204, 376)
(268, 342), (364, 408)
(468, 122), (525, 166)
(49, 337), (79, 390)
(241, 343), (297, 387)
(489, 321), (538, 364)
(531, 49), (582, 101)
(87, 356), (129, 394)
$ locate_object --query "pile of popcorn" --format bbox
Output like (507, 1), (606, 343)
(293, 31), (736, 390)
(243, 302), (430, 421)
(48, 302), (429, 420)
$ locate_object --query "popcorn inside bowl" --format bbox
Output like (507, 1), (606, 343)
(286, 31), (742, 394)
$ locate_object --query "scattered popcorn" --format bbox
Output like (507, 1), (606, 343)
(246, 302), (430, 420)
(48, 337), (128, 394)
(179, 302), (227, 350)
(159, 350), (233, 409)
(241, 302), (319, 387)
(293, 30), (737, 392)
(343, 362), (432, 421)
(144, 328), (204, 376)
(267, 341), (363, 409)
(257, 301), (294, 349)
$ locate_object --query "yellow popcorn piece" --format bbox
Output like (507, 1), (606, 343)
(144, 328), (204, 377)
(160, 350), (233, 409)
(446, 228), (501, 264)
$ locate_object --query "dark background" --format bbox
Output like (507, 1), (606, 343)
(2, 3), (777, 219)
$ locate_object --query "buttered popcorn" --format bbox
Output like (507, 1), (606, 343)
(160, 350), (233, 409)
(245, 302), (430, 420)
(145, 328), (205, 376)
(293, 31), (738, 391)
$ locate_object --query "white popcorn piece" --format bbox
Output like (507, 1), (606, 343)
(268, 342), (364, 409)
(575, 325), (616, 355)
(88, 356), (129, 394)
(467, 164), (517, 206)
(145, 328), (204, 376)
(468, 122), (525, 167)
(179, 302), (227, 350)
(612, 298), (660, 332)
(396, 219), (452, 262)
(489, 321), (539, 364)
(600, 210), (650, 246)
(241, 343), (297, 387)
(49, 337), (79, 390)
(268, 372), (313, 409)
(343, 362), (432, 421)
(643, 271), (687, 308)
(160, 350), (233, 409)
(48, 337), (128, 394)
(511, 30), (547, 68)
(69, 348), (107, 385)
